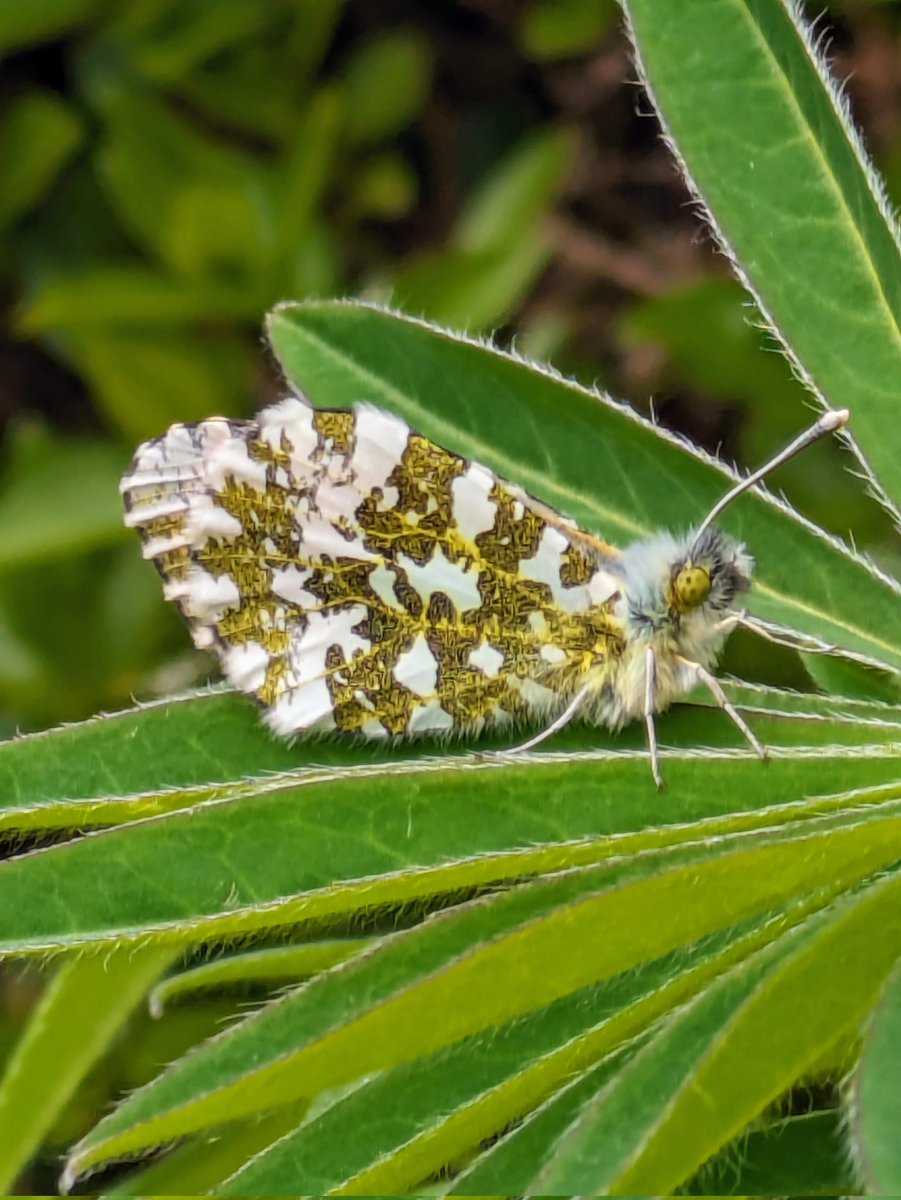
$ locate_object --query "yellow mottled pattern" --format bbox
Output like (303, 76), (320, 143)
(125, 405), (626, 737)
(312, 408), (355, 454)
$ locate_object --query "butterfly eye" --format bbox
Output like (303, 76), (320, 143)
(672, 565), (712, 611)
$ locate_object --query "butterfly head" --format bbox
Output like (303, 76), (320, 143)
(670, 525), (753, 615)
(618, 408), (850, 642)
(615, 526), (753, 643)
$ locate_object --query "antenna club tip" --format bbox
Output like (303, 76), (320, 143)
(821, 408), (850, 431)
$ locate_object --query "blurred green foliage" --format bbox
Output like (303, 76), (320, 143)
(0, 0), (584, 731)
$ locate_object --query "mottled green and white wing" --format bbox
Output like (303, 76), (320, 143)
(121, 398), (624, 738)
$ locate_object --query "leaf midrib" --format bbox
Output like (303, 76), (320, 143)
(741, 0), (901, 358)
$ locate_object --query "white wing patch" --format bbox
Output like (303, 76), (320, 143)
(451, 463), (497, 540)
(394, 633), (439, 697)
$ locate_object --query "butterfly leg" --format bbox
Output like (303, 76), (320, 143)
(644, 646), (664, 789)
(677, 655), (768, 761)
(727, 611), (840, 655)
(500, 684), (591, 754)
(711, 610), (743, 637)
(712, 609), (776, 643)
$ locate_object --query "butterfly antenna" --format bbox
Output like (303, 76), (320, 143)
(691, 408), (850, 551)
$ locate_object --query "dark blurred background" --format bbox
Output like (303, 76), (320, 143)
(1, 0), (899, 737)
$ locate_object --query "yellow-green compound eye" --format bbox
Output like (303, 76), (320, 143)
(673, 565), (711, 611)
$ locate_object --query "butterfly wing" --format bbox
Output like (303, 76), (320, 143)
(121, 398), (625, 738)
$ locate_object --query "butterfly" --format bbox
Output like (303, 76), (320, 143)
(121, 395), (847, 785)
